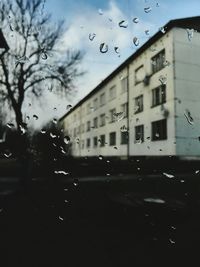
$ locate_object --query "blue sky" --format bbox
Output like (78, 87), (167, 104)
(35, 0), (200, 125)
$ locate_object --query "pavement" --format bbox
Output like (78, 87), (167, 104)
(0, 173), (200, 266)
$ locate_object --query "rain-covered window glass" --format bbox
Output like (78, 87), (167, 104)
(86, 121), (90, 132)
(86, 138), (90, 148)
(121, 131), (128, 144)
(93, 136), (98, 147)
(152, 119), (167, 141)
(93, 98), (98, 110)
(135, 65), (145, 85)
(151, 49), (165, 74)
(93, 117), (98, 128)
(135, 125), (144, 143)
(100, 92), (106, 106)
(134, 95), (143, 114)
(109, 85), (116, 100)
(110, 108), (116, 123)
(99, 134), (106, 147)
(121, 76), (128, 93)
(99, 114), (106, 127)
(121, 103), (128, 118)
(152, 85), (166, 107)
(109, 132), (116, 146)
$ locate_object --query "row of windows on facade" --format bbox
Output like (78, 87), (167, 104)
(135, 49), (166, 84)
(134, 84), (166, 113)
(72, 49), (166, 121)
(72, 103), (128, 137)
(73, 119), (167, 150)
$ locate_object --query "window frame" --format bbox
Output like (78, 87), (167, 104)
(152, 84), (166, 107)
(135, 124), (144, 143)
(109, 132), (116, 146)
(151, 49), (165, 74)
(134, 95), (143, 114)
(151, 119), (167, 141)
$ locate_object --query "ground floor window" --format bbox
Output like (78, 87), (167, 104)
(109, 132), (116, 146)
(151, 119), (167, 140)
(135, 125), (144, 143)
(121, 131), (128, 144)
(93, 136), (98, 147)
(99, 134), (105, 147)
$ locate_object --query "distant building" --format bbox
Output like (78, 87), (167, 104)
(59, 16), (200, 159)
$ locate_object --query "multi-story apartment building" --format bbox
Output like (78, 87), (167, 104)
(59, 16), (200, 159)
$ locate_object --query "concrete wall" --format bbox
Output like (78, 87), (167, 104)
(129, 30), (176, 156)
(174, 27), (200, 156)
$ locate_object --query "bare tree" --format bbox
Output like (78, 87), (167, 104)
(0, 0), (83, 131)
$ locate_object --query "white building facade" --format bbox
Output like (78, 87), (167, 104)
(60, 17), (200, 159)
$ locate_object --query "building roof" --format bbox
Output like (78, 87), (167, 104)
(60, 16), (200, 122)
(0, 29), (9, 50)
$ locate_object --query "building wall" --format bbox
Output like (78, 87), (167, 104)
(129, 29), (176, 156)
(174, 27), (200, 156)
(62, 68), (129, 158)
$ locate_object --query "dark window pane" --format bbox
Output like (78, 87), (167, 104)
(152, 119), (167, 140)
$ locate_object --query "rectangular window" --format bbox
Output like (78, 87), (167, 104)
(93, 117), (98, 128)
(121, 102), (128, 118)
(81, 140), (84, 149)
(135, 125), (144, 143)
(86, 138), (90, 148)
(73, 128), (76, 137)
(121, 132), (128, 145)
(100, 92), (106, 106)
(86, 121), (90, 132)
(99, 114), (106, 127)
(121, 76), (128, 93)
(151, 49), (165, 74)
(110, 108), (116, 123)
(134, 95), (143, 113)
(152, 119), (167, 141)
(109, 85), (116, 100)
(135, 65), (145, 85)
(152, 85), (166, 107)
(109, 132), (116, 146)
(93, 98), (98, 110)
(93, 136), (98, 147)
(99, 134), (106, 147)
(87, 103), (91, 114)
(81, 123), (85, 133)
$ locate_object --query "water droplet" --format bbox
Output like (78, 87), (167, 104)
(159, 75), (167, 85)
(113, 112), (124, 122)
(89, 33), (96, 41)
(171, 226), (176, 230)
(136, 139), (142, 144)
(64, 200), (69, 203)
(195, 170), (200, 174)
(64, 136), (70, 144)
(144, 198), (165, 204)
(156, 2), (160, 7)
(114, 146), (118, 150)
(53, 107), (57, 111)
(41, 52), (48, 60)
(52, 118), (57, 124)
(144, 7), (152, 13)
(26, 116), (30, 120)
(133, 36), (140, 46)
(184, 109), (194, 125)
(186, 28), (194, 42)
(98, 8), (103, 15)
(50, 132), (57, 138)
(145, 29), (150, 35)
(163, 60), (170, 67)
(133, 17), (139, 23)
(59, 216), (64, 221)
(99, 43), (108, 53)
(6, 122), (14, 128)
(159, 27), (166, 34)
(19, 125), (26, 135)
(66, 104), (72, 110)
(114, 46), (120, 54)
(54, 170), (69, 175)
(4, 151), (12, 158)
(118, 20), (128, 28)
(33, 114), (39, 120)
(169, 238), (175, 244)
(150, 46), (156, 52)
(106, 173), (110, 176)
(73, 181), (78, 187)
(98, 155), (103, 160)
(163, 172), (174, 178)
(40, 129), (46, 134)
(120, 125), (128, 132)
(64, 188), (68, 191)
(15, 55), (29, 67)
(180, 179), (185, 183)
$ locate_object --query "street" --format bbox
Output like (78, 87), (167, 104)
(0, 174), (200, 266)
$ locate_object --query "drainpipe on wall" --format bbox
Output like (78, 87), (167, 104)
(127, 64), (130, 159)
